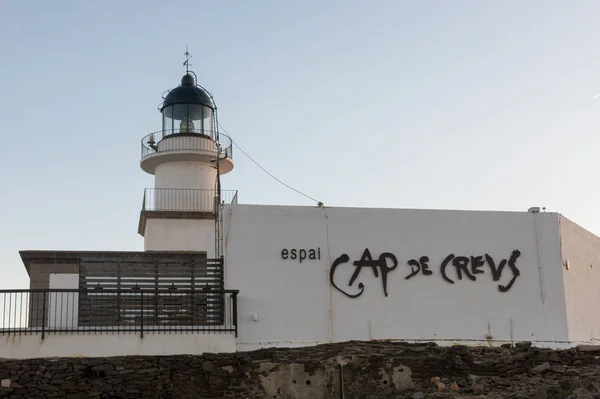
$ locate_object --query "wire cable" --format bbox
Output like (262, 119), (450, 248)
(218, 123), (322, 204)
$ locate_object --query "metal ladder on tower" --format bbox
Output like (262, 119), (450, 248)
(213, 143), (225, 260)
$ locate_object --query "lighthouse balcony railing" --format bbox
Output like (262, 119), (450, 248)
(142, 188), (238, 214)
(0, 289), (239, 338)
(141, 129), (233, 160)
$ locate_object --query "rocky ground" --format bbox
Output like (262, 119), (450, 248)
(335, 341), (600, 399)
(248, 340), (600, 398)
(392, 342), (600, 398)
(2, 341), (600, 398)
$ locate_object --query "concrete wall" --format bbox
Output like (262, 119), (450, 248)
(145, 160), (218, 253)
(144, 219), (215, 254)
(559, 215), (600, 344)
(223, 205), (568, 350)
(28, 263), (78, 328)
(154, 161), (217, 190)
(29, 262), (78, 291)
(48, 274), (79, 329)
(0, 332), (236, 359)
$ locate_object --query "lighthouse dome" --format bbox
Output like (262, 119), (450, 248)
(161, 74), (214, 120)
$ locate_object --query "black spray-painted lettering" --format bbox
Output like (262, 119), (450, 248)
(440, 250), (522, 292)
(330, 254), (361, 298)
(485, 250), (521, 292)
(453, 256), (476, 281)
(471, 255), (485, 275)
(330, 249), (397, 298)
(405, 256), (432, 280)
(440, 254), (455, 284)
(331, 248), (523, 298)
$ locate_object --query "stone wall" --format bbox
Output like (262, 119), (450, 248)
(1, 341), (600, 398)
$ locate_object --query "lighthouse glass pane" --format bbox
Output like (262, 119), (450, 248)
(162, 106), (175, 135)
(186, 104), (205, 135)
(170, 104), (191, 134)
(202, 107), (214, 137)
(162, 104), (214, 136)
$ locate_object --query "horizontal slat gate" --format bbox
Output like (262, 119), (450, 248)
(77, 254), (224, 327)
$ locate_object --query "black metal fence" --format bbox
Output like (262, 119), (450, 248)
(142, 188), (238, 213)
(141, 129), (233, 160)
(0, 289), (238, 338)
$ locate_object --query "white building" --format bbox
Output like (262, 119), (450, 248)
(1, 67), (599, 359)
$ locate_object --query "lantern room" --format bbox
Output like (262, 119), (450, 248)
(140, 69), (234, 176)
(160, 73), (216, 138)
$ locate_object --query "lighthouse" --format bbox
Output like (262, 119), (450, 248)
(138, 65), (234, 255)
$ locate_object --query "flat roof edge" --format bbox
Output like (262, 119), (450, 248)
(19, 250), (210, 276)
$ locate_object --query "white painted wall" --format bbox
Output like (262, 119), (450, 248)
(559, 215), (600, 344)
(223, 205), (569, 350)
(48, 274), (79, 329)
(155, 161), (217, 190)
(156, 135), (218, 154)
(0, 333), (236, 359)
(144, 218), (215, 254)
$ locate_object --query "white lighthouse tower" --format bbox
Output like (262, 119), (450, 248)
(138, 62), (234, 255)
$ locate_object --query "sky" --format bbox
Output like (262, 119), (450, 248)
(1, 0), (600, 289)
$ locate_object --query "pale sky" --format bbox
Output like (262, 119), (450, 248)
(1, 0), (600, 289)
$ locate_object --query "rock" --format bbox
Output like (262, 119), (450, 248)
(472, 380), (485, 395)
(551, 364), (567, 373)
(411, 392), (425, 399)
(494, 378), (511, 387)
(577, 345), (600, 352)
(202, 361), (215, 371)
(410, 347), (427, 352)
(81, 359), (104, 366)
(392, 365), (414, 391)
(565, 388), (594, 399)
(566, 369), (581, 377)
(448, 381), (459, 391)
(501, 343), (513, 348)
(0, 379), (9, 388)
(431, 376), (445, 391)
(548, 353), (560, 362)
(91, 364), (115, 372)
(1, 363), (19, 370)
(38, 384), (59, 391)
(530, 362), (551, 374)
(136, 368), (160, 374)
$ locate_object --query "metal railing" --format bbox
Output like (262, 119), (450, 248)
(0, 289), (239, 338)
(141, 188), (238, 213)
(141, 129), (233, 160)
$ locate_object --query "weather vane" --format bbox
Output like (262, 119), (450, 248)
(183, 46), (192, 74)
